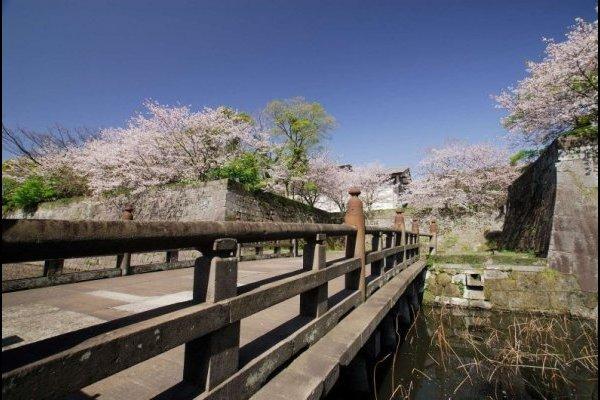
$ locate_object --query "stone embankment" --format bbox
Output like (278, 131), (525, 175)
(423, 254), (597, 321)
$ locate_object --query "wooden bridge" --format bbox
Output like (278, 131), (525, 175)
(1, 189), (437, 400)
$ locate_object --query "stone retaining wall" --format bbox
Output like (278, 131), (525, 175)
(2, 179), (334, 223)
(500, 136), (598, 292)
(424, 263), (598, 320)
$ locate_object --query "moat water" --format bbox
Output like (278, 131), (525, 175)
(328, 306), (598, 400)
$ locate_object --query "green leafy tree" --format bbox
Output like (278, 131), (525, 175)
(207, 152), (267, 191)
(263, 97), (336, 197)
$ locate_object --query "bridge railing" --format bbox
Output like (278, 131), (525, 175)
(1, 189), (437, 400)
(2, 205), (308, 292)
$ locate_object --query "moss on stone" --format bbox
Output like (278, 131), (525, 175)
(423, 289), (435, 304)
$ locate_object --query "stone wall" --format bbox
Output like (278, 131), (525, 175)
(3, 179), (334, 223)
(224, 181), (335, 223)
(548, 137), (598, 292)
(500, 142), (559, 255)
(424, 263), (598, 320)
(500, 137), (598, 292)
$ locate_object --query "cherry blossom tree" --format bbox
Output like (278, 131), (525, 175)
(495, 15), (598, 145)
(301, 155), (392, 212)
(402, 140), (518, 213)
(64, 101), (270, 195)
(350, 163), (393, 213)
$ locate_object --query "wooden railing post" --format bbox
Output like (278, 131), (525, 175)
(384, 232), (396, 271)
(300, 233), (328, 317)
(183, 238), (239, 390)
(165, 250), (179, 263)
(116, 204), (134, 275)
(291, 239), (299, 257)
(394, 209), (406, 266)
(344, 187), (366, 300)
(235, 243), (242, 260)
(273, 241), (281, 256)
(429, 219), (438, 255)
(43, 259), (64, 276)
(370, 232), (383, 276)
(411, 218), (420, 259)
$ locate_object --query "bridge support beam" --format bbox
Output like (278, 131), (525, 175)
(183, 238), (239, 390)
(381, 312), (397, 352)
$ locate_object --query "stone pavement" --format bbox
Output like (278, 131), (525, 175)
(2, 252), (355, 399)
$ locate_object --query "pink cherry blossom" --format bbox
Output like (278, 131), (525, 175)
(402, 140), (519, 212)
(495, 16), (598, 145)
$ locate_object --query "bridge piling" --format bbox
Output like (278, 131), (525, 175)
(183, 238), (240, 390)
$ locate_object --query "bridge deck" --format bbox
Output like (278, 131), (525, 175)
(251, 260), (426, 400)
(2, 252), (365, 399)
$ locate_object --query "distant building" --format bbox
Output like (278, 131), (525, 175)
(316, 165), (412, 211)
(373, 166), (412, 210)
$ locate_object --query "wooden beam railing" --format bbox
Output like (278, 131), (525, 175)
(235, 239), (297, 261)
(1, 190), (438, 400)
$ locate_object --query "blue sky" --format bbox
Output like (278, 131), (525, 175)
(2, 0), (597, 167)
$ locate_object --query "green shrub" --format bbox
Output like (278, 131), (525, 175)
(563, 120), (598, 141)
(5, 176), (58, 210)
(207, 153), (266, 191)
(2, 177), (19, 205)
(509, 149), (540, 166)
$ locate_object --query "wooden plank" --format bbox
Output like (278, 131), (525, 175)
(128, 259), (195, 274)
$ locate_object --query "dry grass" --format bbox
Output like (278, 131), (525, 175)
(379, 305), (598, 400)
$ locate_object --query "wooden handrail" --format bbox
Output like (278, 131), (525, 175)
(1, 219), (356, 263)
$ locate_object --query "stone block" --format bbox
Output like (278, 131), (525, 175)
(436, 272), (452, 286)
(451, 273), (466, 284)
(463, 288), (485, 300)
(484, 270), (509, 280)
